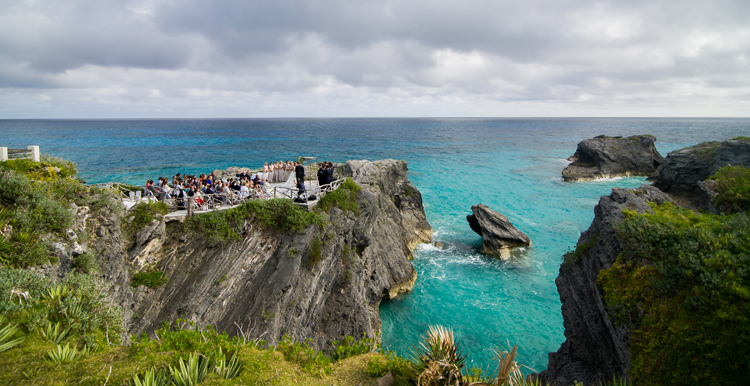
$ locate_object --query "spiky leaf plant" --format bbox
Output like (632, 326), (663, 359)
(410, 325), (467, 386)
(131, 368), (172, 386)
(39, 321), (71, 344)
(169, 352), (212, 386)
(0, 316), (24, 353)
(214, 348), (243, 379)
(47, 343), (88, 362)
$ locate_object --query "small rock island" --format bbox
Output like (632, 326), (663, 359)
(562, 135), (664, 181)
(466, 204), (531, 259)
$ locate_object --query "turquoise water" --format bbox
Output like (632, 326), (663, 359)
(2, 118), (750, 371)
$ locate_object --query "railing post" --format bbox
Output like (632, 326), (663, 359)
(27, 146), (40, 162)
(0, 147), (6, 161)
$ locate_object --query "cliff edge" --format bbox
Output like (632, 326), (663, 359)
(92, 159), (431, 349)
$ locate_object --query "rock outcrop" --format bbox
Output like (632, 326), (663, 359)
(92, 159), (431, 349)
(562, 135), (664, 182)
(466, 204), (531, 259)
(539, 186), (674, 385)
(652, 137), (750, 210)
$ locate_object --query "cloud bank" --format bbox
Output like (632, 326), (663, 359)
(1, 0), (749, 117)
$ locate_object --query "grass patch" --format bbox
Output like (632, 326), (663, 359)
(598, 202), (750, 384)
(682, 141), (720, 162)
(318, 178), (362, 215)
(131, 270), (169, 289)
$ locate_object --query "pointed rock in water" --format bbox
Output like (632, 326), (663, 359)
(562, 135), (664, 182)
(466, 204), (531, 259)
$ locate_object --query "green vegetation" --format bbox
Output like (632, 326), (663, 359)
(0, 155), (77, 181)
(561, 233), (597, 273)
(127, 201), (169, 237)
(730, 136), (750, 143)
(318, 178), (362, 215)
(0, 268), (122, 339)
(0, 157), (117, 268)
(682, 141), (720, 162)
(131, 269), (169, 288)
(308, 236), (323, 266)
(186, 199), (325, 245)
(708, 164), (750, 214)
(598, 201), (750, 385)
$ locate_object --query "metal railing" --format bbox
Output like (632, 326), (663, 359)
(100, 178), (347, 216)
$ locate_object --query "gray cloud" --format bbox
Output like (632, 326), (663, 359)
(0, 0), (748, 117)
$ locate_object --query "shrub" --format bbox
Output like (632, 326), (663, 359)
(308, 237), (323, 266)
(317, 178), (362, 215)
(131, 270), (169, 288)
(331, 334), (377, 360)
(127, 202), (168, 236)
(186, 198), (325, 245)
(561, 233), (597, 273)
(598, 202), (750, 385)
(0, 155), (77, 181)
(708, 164), (750, 214)
(169, 352), (211, 386)
(276, 336), (333, 376)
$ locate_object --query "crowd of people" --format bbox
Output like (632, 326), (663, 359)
(139, 160), (337, 209)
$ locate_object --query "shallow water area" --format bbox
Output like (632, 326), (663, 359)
(3, 117), (749, 373)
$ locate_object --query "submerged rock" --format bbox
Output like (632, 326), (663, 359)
(562, 135), (664, 182)
(466, 204), (531, 259)
(652, 137), (750, 209)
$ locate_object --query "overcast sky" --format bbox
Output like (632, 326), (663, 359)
(1, 0), (748, 118)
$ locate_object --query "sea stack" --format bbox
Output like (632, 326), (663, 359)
(562, 135), (664, 181)
(467, 204), (531, 259)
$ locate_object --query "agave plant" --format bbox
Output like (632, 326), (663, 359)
(0, 317), (24, 353)
(410, 325), (467, 386)
(39, 321), (71, 344)
(132, 368), (172, 386)
(43, 284), (71, 302)
(47, 343), (88, 362)
(214, 348), (243, 379)
(169, 352), (212, 386)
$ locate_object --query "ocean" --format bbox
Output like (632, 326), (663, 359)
(2, 117), (749, 372)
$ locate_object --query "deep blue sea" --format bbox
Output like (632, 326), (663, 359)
(2, 118), (750, 372)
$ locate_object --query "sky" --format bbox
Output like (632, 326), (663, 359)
(1, 0), (749, 118)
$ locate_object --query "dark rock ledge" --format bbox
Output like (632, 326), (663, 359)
(562, 135), (664, 182)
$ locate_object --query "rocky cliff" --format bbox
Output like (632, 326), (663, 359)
(652, 137), (750, 210)
(539, 186), (674, 385)
(562, 135), (664, 182)
(89, 159), (431, 348)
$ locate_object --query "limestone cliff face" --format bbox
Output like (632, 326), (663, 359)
(539, 186), (673, 386)
(93, 159), (431, 348)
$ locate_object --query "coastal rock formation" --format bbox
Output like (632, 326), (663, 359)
(93, 159), (431, 349)
(539, 186), (673, 385)
(652, 137), (750, 209)
(466, 204), (531, 259)
(562, 135), (664, 182)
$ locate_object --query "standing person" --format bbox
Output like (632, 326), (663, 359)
(262, 162), (269, 182)
(325, 162), (335, 186)
(295, 161), (305, 184)
(317, 163), (325, 188)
